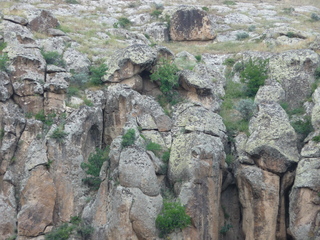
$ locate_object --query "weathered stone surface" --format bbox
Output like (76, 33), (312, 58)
(236, 164), (280, 240)
(44, 72), (69, 94)
(224, 13), (254, 24)
(3, 15), (28, 26)
(107, 28), (151, 46)
(0, 72), (13, 102)
(119, 147), (159, 196)
(104, 44), (157, 83)
(172, 103), (226, 140)
(289, 158), (320, 240)
(28, 10), (59, 33)
(18, 166), (56, 237)
(254, 81), (285, 104)
(2, 20), (35, 45)
(268, 49), (320, 108)
(311, 87), (320, 130)
(170, 7), (216, 41)
(170, 131), (225, 240)
(245, 102), (299, 173)
(63, 48), (91, 73)
(145, 22), (169, 42)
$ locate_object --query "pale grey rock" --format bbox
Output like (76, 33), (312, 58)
(0, 72), (13, 102)
(104, 44), (157, 82)
(245, 102), (299, 173)
(254, 82), (285, 104)
(2, 20), (35, 45)
(107, 28), (151, 45)
(128, 13), (151, 25)
(145, 22), (169, 42)
(3, 15), (28, 26)
(172, 103), (226, 140)
(137, 113), (157, 130)
(37, 37), (68, 55)
(46, 65), (66, 73)
(235, 132), (254, 165)
(47, 28), (66, 37)
(63, 48), (91, 73)
(119, 147), (159, 196)
(224, 13), (254, 24)
(85, 89), (107, 107)
(269, 49), (320, 108)
(44, 72), (69, 93)
(312, 87), (320, 129)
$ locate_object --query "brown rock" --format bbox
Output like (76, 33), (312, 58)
(18, 166), (56, 237)
(170, 7), (216, 41)
(28, 10), (59, 34)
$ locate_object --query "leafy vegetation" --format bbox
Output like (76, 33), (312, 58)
(0, 128), (4, 140)
(41, 49), (66, 67)
(220, 224), (233, 235)
(235, 99), (256, 121)
(65, 0), (79, 3)
(114, 17), (131, 29)
(202, 6), (209, 11)
(311, 13), (320, 22)
(151, 10), (162, 18)
(248, 25), (256, 32)
(240, 58), (269, 97)
(312, 135), (320, 142)
(81, 147), (110, 190)
(35, 110), (56, 126)
(291, 116), (313, 139)
(0, 53), (9, 72)
(161, 150), (170, 163)
(225, 154), (235, 165)
(236, 32), (249, 41)
(223, 58), (236, 67)
(195, 55), (202, 62)
(146, 141), (162, 156)
(156, 201), (191, 238)
(283, 7), (295, 15)
(45, 223), (74, 240)
(223, 0), (236, 5)
(121, 129), (136, 148)
(89, 63), (108, 86)
(315, 66), (320, 80)
(50, 127), (68, 143)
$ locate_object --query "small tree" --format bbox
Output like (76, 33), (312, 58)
(121, 129), (136, 148)
(240, 58), (269, 97)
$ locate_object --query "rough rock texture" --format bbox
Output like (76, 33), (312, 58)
(145, 22), (169, 42)
(170, 7), (216, 41)
(245, 102), (299, 173)
(289, 158), (320, 240)
(28, 10), (59, 33)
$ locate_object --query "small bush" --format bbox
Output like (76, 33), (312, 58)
(195, 55), (202, 62)
(315, 66), (320, 80)
(248, 25), (256, 32)
(235, 99), (256, 121)
(114, 17), (131, 29)
(236, 32), (249, 40)
(220, 224), (233, 235)
(121, 129), (136, 148)
(67, 86), (80, 98)
(151, 10), (162, 18)
(41, 49), (66, 67)
(89, 63), (108, 86)
(223, 0), (236, 5)
(35, 110), (56, 126)
(202, 6), (209, 11)
(0, 128), (4, 140)
(287, 32), (295, 38)
(240, 58), (269, 97)
(0, 42), (7, 52)
(81, 147), (109, 190)
(311, 13), (320, 21)
(162, 150), (170, 163)
(0, 53), (9, 72)
(225, 154), (234, 165)
(50, 127), (68, 143)
(156, 201), (191, 238)
(65, 0), (78, 3)
(45, 223), (74, 240)
(233, 62), (245, 72)
(312, 135), (320, 142)
(146, 141), (162, 156)
(83, 98), (93, 107)
(283, 7), (294, 15)
(291, 116), (313, 139)
(223, 58), (236, 67)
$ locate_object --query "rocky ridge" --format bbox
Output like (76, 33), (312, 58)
(0, 0), (320, 240)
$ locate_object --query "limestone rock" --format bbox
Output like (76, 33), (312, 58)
(0, 71), (13, 102)
(2, 20), (35, 45)
(119, 147), (159, 196)
(28, 10), (59, 33)
(224, 13), (254, 24)
(254, 81), (285, 104)
(18, 166), (56, 237)
(311, 87), (320, 129)
(3, 15), (28, 26)
(269, 49), (320, 108)
(236, 165), (280, 240)
(104, 44), (157, 83)
(107, 28), (151, 46)
(145, 22), (169, 42)
(170, 7), (216, 41)
(289, 158), (320, 240)
(245, 102), (299, 173)
(63, 48), (91, 73)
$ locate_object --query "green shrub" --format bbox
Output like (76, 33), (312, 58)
(223, 0), (236, 5)
(89, 63), (108, 86)
(195, 55), (202, 62)
(233, 62), (245, 73)
(65, 0), (78, 3)
(223, 58), (236, 67)
(81, 147), (109, 190)
(83, 98), (93, 107)
(50, 127), (68, 143)
(236, 32), (249, 40)
(240, 58), (269, 97)
(67, 86), (80, 98)
(0, 128), (4, 140)
(235, 99), (256, 121)
(121, 129), (136, 148)
(0, 53), (9, 72)
(45, 223), (74, 240)
(71, 72), (89, 85)
(156, 201), (191, 238)
(77, 224), (94, 239)
(283, 7), (294, 15)
(151, 10), (162, 18)
(220, 224), (233, 235)
(312, 135), (320, 142)
(35, 110), (56, 126)
(315, 66), (320, 80)
(202, 6), (209, 11)
(311, 13), (320, 21)
(287, 32), (295, 38)
(161, 150), (170, 163)
(291, 116), (313, 138)
(225, 154), (235, 165)
(41, 49), (66, 67)
(0, 42), (7, 52)
(248, 25), (256, 32)
(114, 17), (131, 29)
(146, 141), (162, 156)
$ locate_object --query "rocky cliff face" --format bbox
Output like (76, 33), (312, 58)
(0, 0), (320, 240)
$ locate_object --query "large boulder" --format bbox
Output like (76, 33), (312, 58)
(145, 22), (169, 42)
(170, 7), (216, 41)
(0, 72), (13, 102)
(245, 102), (299, 173)
(28, 10), (59, 34)
(289, 158), (320, 240)
(103, 44), (157, 83)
